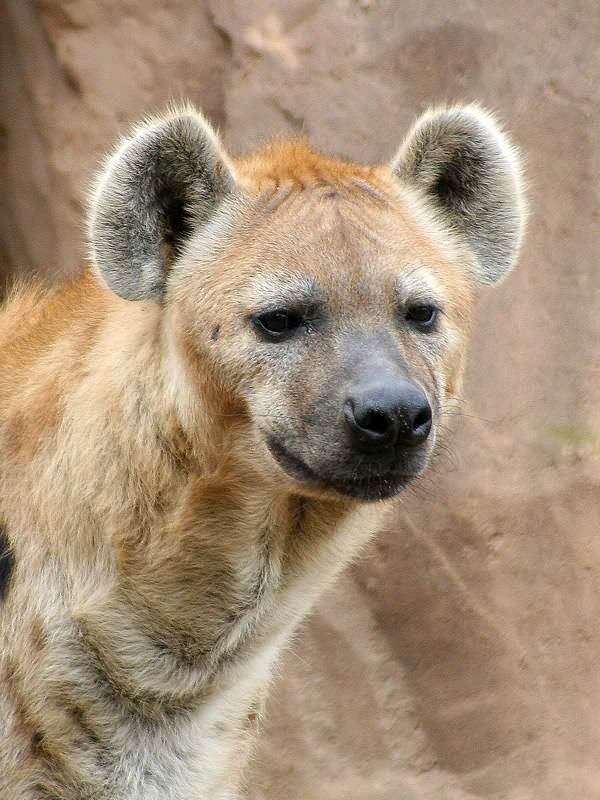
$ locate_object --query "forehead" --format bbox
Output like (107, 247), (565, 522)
(180, 140), (472, 315)
(235, 191), (459, 313)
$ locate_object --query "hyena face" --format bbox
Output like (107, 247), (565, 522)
(233, 198), (445, 502)
(171, 176), (473, 501)
(91, 106), (523, 503)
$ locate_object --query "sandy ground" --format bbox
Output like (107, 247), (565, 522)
(2, 1), (599, 796)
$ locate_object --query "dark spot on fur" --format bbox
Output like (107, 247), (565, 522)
(0, 523), (15, 600)
(67, 703), (101, 745)
(30, 729), (63, 768)
(210, 325), (220, 342)
(2, 655), (17, 687)
(31, 730), (45, 756)
(245, 701), (260, 729)
(30, 619), (48, 652)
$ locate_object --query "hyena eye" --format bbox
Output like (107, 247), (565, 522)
(405, 304), (439, 331)
(253, 309), (304, 340)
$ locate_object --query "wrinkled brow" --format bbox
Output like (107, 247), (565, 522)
(394, 270), (444, 305)
(246, 275), (325, 313)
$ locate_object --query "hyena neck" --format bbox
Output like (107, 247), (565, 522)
(76, 480), (364, 715)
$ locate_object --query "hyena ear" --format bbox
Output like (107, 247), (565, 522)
(89, 109), (236, 301)
(391, 106), (525, 285)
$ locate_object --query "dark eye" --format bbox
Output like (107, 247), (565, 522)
(405, 305), (438, 330)
(253, 309), (304, 340)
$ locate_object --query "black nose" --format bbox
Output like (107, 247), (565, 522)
(344, 380), (432, 451)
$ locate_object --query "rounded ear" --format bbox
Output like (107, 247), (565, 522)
(89, 109), (236, 301)
(391, 106), (526, 285)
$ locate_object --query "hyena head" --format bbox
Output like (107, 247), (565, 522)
(90, 105), (524, 501)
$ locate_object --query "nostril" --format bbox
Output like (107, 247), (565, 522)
(344, 401), (394, 444)
(358, 410), (391, 436)
(413, 405), (432, 433)
(408, 403), (432, 445)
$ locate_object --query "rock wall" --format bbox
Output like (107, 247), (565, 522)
(2, 1), (599, 797)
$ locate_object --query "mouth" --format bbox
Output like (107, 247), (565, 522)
(266, 436), (419, 501)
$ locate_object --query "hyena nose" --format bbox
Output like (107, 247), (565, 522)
(343, 381), (432, 451)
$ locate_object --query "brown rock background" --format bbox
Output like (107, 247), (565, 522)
(2, 1), (599, 797)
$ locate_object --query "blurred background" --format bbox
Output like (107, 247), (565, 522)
(2, 1), (599, 797)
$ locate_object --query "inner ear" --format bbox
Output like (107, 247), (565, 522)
(90, 111), (237, 302)
(159, 183), (196, 265)
(433, 145), (484, 207)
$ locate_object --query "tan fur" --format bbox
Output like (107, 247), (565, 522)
(0, 105), (524, 799)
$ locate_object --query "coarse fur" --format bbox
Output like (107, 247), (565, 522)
(0, 103), (524, 799)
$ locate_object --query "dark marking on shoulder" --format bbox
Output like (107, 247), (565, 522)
(2, 655), (17, 687)
(30, 619), (49, 652)
(210, 325), (220, 342)
(27, 724), (63, 770)
(0, 522), (15, 601)
(67, 703), (102, 746)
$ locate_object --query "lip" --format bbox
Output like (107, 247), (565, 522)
(266, 435), (417, 501)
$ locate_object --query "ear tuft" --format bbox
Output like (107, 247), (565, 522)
(391, 106), (526, 285)
(89, 108), (236, 302)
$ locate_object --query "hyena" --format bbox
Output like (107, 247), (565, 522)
(0, 104), (524, 799)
